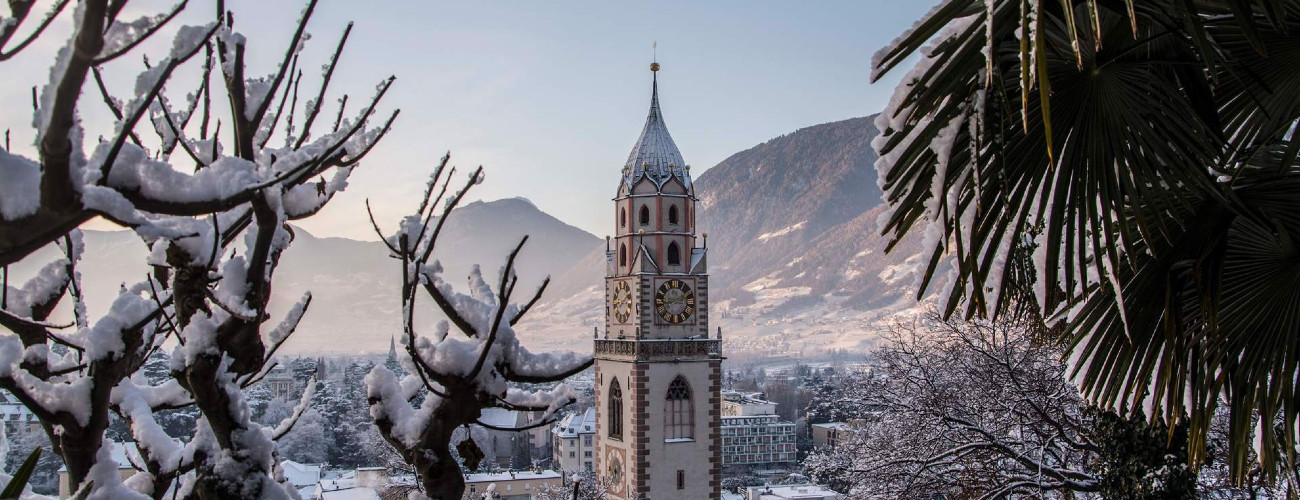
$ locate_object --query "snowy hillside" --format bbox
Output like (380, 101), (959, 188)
(6, 198), (600, 354)
(7, 117), (935, 359)
(519, 116), (934, 363)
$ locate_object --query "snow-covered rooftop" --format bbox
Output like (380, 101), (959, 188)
(57, 441), (141, 472)
(319, 487), (379, 500)
(281, 460), (322, 488)
(0, 402), (35, 420)
(464, 470), (562, 484)
(551, 407), (596, 438)
(724, 390), (775, 406)
(745, 483), (839, 499)
(477, 407), (523, 429)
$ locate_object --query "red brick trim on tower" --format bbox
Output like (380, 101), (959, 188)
(708, 360), (722, 500)
(594, 362), (603, 480)
(632, 363), (651, 498)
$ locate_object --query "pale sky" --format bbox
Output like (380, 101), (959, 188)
(0, 1), (938, 239)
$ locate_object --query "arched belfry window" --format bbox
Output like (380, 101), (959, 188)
(619, 244), (627, 267)
(665, 376), (693, 440)
(620, 207), (627, 228)
(667, 242), (681, 266)
(639, 205), (650, 226)
(668, 205), (679, 225)
(608, 378), (624, 440)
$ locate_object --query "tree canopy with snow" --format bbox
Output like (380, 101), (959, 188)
(364, 155), (592, 500)
(798, 312), (1286, 499)
(0, 0), (396, 497)
(871, 0), (1300, 481)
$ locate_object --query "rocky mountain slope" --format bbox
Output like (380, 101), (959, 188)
(7, 198), (600, 354)
(520, 116), (931, 362)
(8, 116), (933, 361)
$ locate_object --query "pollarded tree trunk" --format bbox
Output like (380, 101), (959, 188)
(365, 159), (592, 500)
(371, 383), (484, 500)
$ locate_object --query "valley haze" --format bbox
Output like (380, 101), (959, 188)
(10, 115), (929, 363)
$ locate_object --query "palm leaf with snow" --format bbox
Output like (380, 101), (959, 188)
(873, 0), (1300, 480)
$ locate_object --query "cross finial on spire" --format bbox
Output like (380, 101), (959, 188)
(650, 41), (660, 73)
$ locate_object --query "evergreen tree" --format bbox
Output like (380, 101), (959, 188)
(279, 409), (329, 464)
(1090, 409), (1197, 500)
(290, 357), (321, 385)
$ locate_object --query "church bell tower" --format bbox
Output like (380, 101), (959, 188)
(593, 62), (722, 500)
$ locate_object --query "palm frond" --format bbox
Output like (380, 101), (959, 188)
(873, 0), (1300, 482)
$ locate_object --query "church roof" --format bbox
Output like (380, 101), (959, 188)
(623, 66), (690, 189)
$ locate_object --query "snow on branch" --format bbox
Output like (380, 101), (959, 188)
(365, 159), (592, 499)
(1, 0), (397, 497)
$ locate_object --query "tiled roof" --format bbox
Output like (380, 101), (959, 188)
(551, 407), (596, 438)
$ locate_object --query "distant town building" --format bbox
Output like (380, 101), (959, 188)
(810, 421), (864, 450)
(58, 442), (143, 499)
(743, 483), (839, 499)
(0, 390), (39, 434)
(550, 407), (596, 473)
(264, 365), (297, 399)
(320, 486), (380, 500)
(316, 469), (381, 500)
(282, 461), (324, 499)
(462, 470), (563, 500)
(475, 407), (553, 468)
(721, 392), (796, 469)
(722, 391), (778, 417)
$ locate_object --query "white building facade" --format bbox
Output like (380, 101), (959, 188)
(551, 408), (596, 473)
(720, 392), (796, 469)
(594, 62), (722, 500)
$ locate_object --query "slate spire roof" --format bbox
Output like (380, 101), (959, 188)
(623, 64), (690, 189)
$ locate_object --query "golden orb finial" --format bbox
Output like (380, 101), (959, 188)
(650, 62), (660, 72)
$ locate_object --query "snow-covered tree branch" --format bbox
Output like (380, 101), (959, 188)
(0, 1), (398, 498)
(802, 312), (1199, 499)
(365, 157), (592, 500)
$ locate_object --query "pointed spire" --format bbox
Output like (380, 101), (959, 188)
(623, 61), (687, 188)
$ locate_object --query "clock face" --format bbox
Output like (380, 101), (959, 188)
(606, 453), (625, 495)
(611, 280), (632, 324)
(655, 280), (695, 324)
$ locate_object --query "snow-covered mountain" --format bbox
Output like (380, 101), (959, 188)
(7, 198), (600, 354)
(518, 116), (931, 363)
(8, 117), (931, 359)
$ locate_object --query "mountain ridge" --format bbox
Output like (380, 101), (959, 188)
(8, 115), (929, 361)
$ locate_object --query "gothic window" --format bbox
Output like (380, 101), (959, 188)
(608, 378), (623, 440)
(619, 244), (627, 267)
(620, 207), (627, 228)
(667, 242), (681, 266)
(639, 205), (650, 225)
(665, 376), (693, 440)
(668, 205), (679, 225)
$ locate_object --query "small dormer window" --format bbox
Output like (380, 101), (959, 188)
(639, 206), (650, 226)
(668, 205), (679, 225)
